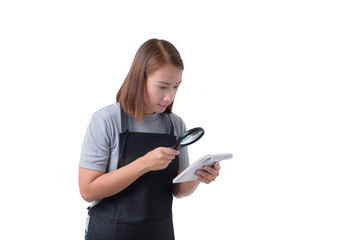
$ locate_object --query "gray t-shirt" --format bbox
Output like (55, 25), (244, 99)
(79, 102), (189, 173)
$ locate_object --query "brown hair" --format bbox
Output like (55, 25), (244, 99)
(116, 38), (184, 121)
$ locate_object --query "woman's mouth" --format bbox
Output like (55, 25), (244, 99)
(159, 104), (168, 109)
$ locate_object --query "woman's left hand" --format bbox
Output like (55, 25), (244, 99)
(195, 162), (221, 184)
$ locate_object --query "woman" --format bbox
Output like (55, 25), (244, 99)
(79, 38), (220, 240)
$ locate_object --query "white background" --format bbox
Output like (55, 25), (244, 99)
(1, 0), (359, 239)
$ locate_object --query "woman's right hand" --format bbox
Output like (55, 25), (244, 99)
(141, 147), (179, 171)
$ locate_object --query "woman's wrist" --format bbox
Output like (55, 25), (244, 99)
(134, 156), (151, 175)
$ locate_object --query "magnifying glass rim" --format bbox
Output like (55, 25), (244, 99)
(172, 127), (204, 149)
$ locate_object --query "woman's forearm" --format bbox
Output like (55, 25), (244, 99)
(79, 158), (149, 202)
(173, 180), (200, 199)
(79, 147), (179, 202)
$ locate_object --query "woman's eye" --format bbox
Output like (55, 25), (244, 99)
(158, 85), (179, 90)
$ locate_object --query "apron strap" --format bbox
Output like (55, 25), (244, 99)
(118, 108), (129, 169)
(166, 114), (175, 136)
(120, 108), (129, 133)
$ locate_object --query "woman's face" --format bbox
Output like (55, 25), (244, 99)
(143, 64), (183, 115)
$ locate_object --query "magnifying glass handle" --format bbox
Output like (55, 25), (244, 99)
(171, 143), (180, 150)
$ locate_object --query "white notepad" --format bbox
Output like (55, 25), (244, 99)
(173, 153), (233, 183)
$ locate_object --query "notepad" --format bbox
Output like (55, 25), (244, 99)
(173, 153), (233, 183)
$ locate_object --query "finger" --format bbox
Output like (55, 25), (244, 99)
(213, 162), (221, 170)
(155, 148), (175, 158)
(154, 152), (173, 162)
(202, 165), (220, 177)
(162, 148), (180, 156)
(195, 172), (210, 184)
(197, 176), (210, 184)
(167, 148), (180, 155)
(162, 154), (175, 161)
(163, 153), (177, 160)
(203, 165), (219, 177)
(196, 172), (212, 184)
(196, 170), (215, 183)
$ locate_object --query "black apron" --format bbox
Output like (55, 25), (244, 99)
(86, 109), (179, 240)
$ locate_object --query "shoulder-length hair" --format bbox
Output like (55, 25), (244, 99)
(116, 38), (184, 122)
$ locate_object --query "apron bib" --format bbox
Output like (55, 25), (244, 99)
(86, 109), (179, 240)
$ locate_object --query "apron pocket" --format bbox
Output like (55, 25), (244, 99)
(116, 217), (174, 240)
(86, 214), (117, 240)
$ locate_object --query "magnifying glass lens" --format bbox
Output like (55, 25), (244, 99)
(180, 131), (204, 145)
(171, 127), (204, 150)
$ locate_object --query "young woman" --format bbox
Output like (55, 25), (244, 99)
(79, 38), (221, 240)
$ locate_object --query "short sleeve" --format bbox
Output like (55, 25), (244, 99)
(79, 112), (111, 172)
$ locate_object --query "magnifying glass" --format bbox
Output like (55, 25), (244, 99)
(171, 127), (205, 150)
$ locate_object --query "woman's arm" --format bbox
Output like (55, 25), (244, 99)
(173, 178), (201, 199)
(79, 159), (147, 202)
(173, 162), (221, 198)
(79, 147), (179, 202)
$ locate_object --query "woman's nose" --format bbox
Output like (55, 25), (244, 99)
(163, 93), (172, 102)
(163, 89), (175, 102)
